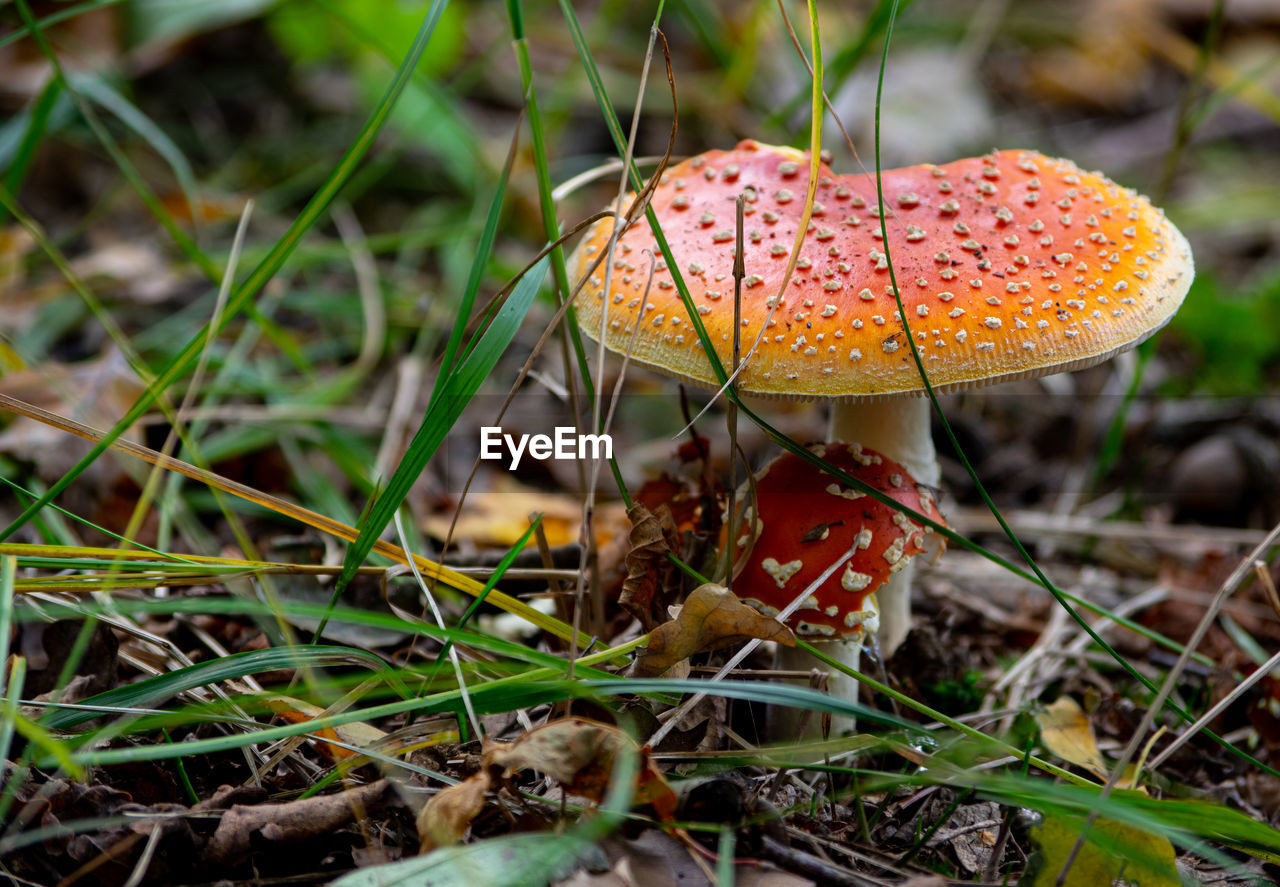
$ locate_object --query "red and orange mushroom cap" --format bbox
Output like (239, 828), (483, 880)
(732, 442), (944, 640)
(570, 140), (1192, 400)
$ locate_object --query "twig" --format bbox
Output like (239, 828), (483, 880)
(759, 834), (880, 887)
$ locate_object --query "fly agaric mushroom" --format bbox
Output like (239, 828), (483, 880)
(731, 442), (943, 735)
(570, 140), (1193, 655)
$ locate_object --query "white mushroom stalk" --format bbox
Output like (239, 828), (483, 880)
(829, 397), (939, 657)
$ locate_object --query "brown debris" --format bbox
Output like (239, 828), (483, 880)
(204, 779), (395, 865)
(631, 583), (795, 678)
(619, 502), (681, 631)
(417, 718), (677, 853)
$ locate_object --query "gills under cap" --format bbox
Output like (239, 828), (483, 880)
(570, 140), (1193, 400)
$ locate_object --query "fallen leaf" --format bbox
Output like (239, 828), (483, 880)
(422, 475), (628, 549)
(416, 718), (678, 854)
(487, 719), (676, 819)
(631, 583), (795, 678)
(1027, 813), (1180, 887)
(263, 694), (388, 763)
(423, 476), (579, 548)
(619, 502), (679, 631)
(1035, 696), (1143, 789)
(1035, 697), (1108, 780)
(417, 771), (494, 853)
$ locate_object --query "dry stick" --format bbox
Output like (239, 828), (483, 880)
(722, 193), (747, 591)
(392, 509), (482, 742)
(1055, 519), (1280, 886)
(577, 20), (663, 670)
(601, 264), (656, 469)
(1256, 558), (1280, 620)
(774, 0), (864, 171)
(1146, 571), (1280, 770)
(551, 157), (669, 203)
(531, 514), (567, 603)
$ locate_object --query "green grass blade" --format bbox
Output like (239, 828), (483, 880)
(65, 69), (204, 230)
(428, 119), (519, 403)
(37, 645), (405, 732)
(16, 595), (604, 684)
(40, 638), (643, 767)
(507, 0), (596, 403)
(329, 831), (592, 887)
(0, 557), (13, 691)
(328, 254), (551, 632)
(0, 77), (64, 217)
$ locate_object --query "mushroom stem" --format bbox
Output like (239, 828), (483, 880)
(873, 565), (914, 660)
(828, 397), (938, 657)
(770, 637), (862, 739)
(828, 398), (939, 486)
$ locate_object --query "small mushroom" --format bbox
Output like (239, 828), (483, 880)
(731, 443), (943, 736)
(570, 140), (1193, 656)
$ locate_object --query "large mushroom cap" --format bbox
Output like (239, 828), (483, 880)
(570, 140), (1193, 401)
(732, 442), (944, 641)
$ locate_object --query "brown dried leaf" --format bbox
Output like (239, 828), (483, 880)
(416, 770), (494, 853)
(487, 718), (677, 820)
(632, 583), (795, 678)
(619, 502), (679, 631)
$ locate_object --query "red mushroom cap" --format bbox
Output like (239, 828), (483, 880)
(570, 140), (1192, 400)
(731, 442), (945, 640)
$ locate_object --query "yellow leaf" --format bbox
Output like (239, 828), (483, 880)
(1029, 814), (1180, 887)
(1036, 697), (1108, 779)
(1036, 696), (1142, 789)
